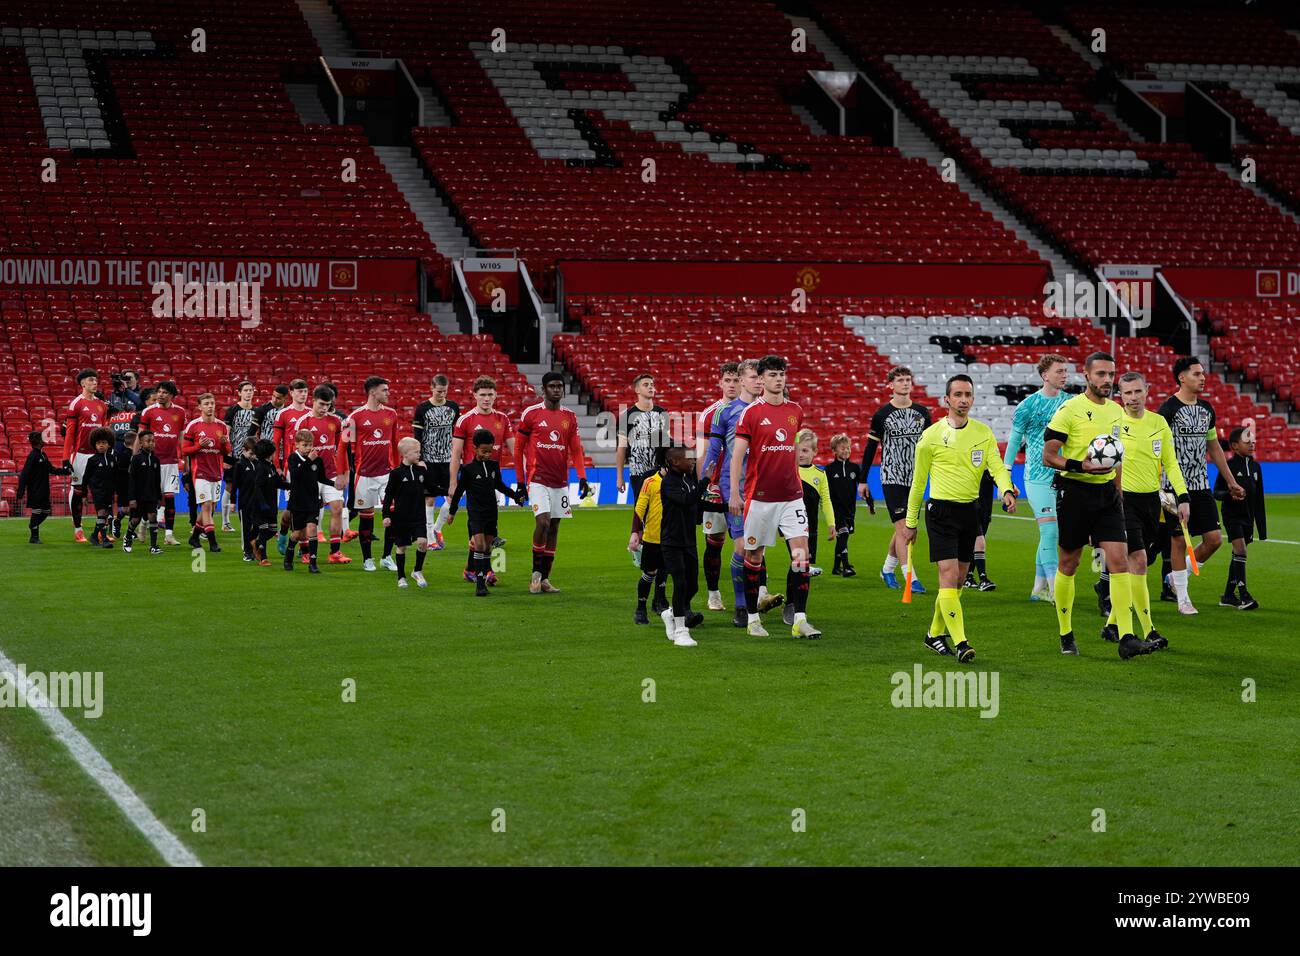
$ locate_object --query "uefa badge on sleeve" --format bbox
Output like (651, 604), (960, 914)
(971, 448), (984, 467)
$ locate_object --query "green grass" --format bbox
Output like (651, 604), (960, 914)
(1, 499), (1298, 866)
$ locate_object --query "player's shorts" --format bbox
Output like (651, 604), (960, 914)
(1054, 476), (1126, 552)
(131, 499), (158, 518)
(422, 461), (451, 497)
(159, 462), (180, 496)
(69, 451), (92, 486)
(353, 473), (389, 510)
(742, 498), (808, 550)
(832, 506), (855, 535)
(194, 478), (220, 504)
(702, 508), (728, 535)
(639, 541), (663, 574)
(1025, 478), (1057, 522)
(290, 509), (316, 532)
(114, 472), (130, 505)
(528, 483), (572, 519)
(466, 509), (498, 539)
(90, 486), (115, 510)
(1222, 514), (1254, 545)
(923, 498), (980, 564)
(318, 481), (343, 505)
(1170, 489), (1219, 538)
(1122, 491), (1162, 556)
(882, 483), (910, 523)
(392, 523), (426, 547)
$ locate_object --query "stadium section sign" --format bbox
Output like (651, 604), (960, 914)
(0, 255), (419, 295)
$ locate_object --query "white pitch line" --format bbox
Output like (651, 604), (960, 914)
(0, 647), (201, 867)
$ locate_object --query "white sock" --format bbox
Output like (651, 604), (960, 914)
(675, 616), (685, 630)
(883, 553), (899, 573)
(794, 611), (806, 625)
(1172, 569), (1190, 602)
(758, 585), (769, 601)
(341, 505), (350, 526)
(1033, 574), (1046, 592)
(708, 590), (721, 601)
(432, 502), (449, 533)
(748, 612), (761, 625)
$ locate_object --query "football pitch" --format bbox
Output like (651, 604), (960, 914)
(1, 499), (1297, 867)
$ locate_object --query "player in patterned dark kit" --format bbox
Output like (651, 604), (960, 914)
(347, 377), (401, 572)
(516, 372), (589, 594)
(1158, 357), (1244, 614)
(616, 374), (669, 504)
(860, 366), (930, 594)
(1003, 354), (1070, 601)
(222, 381), (261, 533)
(729, 355), (820, 639)
(414, 373), (460, 554)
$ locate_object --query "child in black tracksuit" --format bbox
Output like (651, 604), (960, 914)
(658, 446), (713, 645)
(235, 438), (279, 564)
(124, 430), (163, 554)
(381, 437), (436, 588)
(447, 429), (524, 596)
(824, 433), (860, 576)
(112, 430), (136, 538)
(1214, 428), (1267, 610)
(82, 427), (118, 548)
(283, 431), (326, 573)
(17, 431), (69, 544)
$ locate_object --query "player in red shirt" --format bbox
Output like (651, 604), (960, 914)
(137, 380), (188, 545)
(346, 376), (401, 571)
(62, 369), (110, 543)
(299, 384), (351, 563)
(181, 393), (232, 552)
(447, 375), (515, 583)
(697, 361), (740, 610)
(271, 378), (312, 553)
(516, 372), (590, 594)
(729, 355), (820, 639)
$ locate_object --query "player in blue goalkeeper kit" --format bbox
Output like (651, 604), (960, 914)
(1003, 355), (1070, 602)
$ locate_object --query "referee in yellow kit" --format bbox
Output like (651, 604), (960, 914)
(1043, 352), (1154, 660)
(901, 374), (1018, 663)
(1109, 371), (1190, 648)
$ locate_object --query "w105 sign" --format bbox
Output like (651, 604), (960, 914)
(0, 255), (417, 294)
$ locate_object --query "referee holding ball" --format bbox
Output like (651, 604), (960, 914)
(1043, 352), (1154, 660)
(901, 374), (1018, 663)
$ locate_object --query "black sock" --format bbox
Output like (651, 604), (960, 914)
(759, 565), (767, 590)
(308, 539), (318, 565)
(703, 541), (722, 591)
(149, 524), (159, 548)
(29, 514), (40, 535)
(359, 515), (374, 561)
(330, 538), (340, 555)
(474, 552), (487, 582)
(206, 527), (218, 546)
(285, 540), (297, 562)
(1237, 553), (1247, 590)
(382, 526), (394, 559)
(654, 567), (668, 604)
(743, 562), (761, 614)
(396, 551), (406, 577)
(415, 548), (427, 572)
(532, 548), (544, 575)
(794, 570), (810, 613)
(637, 571), (653, 607)
(164, 499), (175, 531)
(1098, 569), (1110, 595)
(71, 493), (83, 528)
(974, 551), (987, 577)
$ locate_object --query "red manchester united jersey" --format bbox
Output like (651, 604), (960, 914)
(181, 417), (231, 482)
(453, 408), (511, 462)
(516, 402), (586, 488)
(63, 394), (109, 462)
(299, 413), (348, 480)
(346, 405), (400, 478)
(138, 403), (187, 465)
(273, 406), (313, 468)
(736, 398), (803, 503)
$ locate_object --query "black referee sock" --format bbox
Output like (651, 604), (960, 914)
(395, 551), (406, 578)
(382, 527), (394, 559)
(637, 572), (653, 608)
(974, 550), (987, 578)
(415, 548), (427, 573)
(1226, 553), (1246, 595)
(654, 568), (668, 607)
(308, 538), (318, 567)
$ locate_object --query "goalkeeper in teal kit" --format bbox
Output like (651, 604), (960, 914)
(1002, 354), (1070, 602)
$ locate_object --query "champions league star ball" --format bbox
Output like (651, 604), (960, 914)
(1087, 435), (1124, 470)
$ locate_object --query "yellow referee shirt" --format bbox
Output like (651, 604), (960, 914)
(906, 417), (1016, 528)
(1119, 409), (1188, 496)
(1046, 393), (1124, 485)
(633, 470), (663, 544)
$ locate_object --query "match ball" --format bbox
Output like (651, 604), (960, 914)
(1086, 435), (1124, 470)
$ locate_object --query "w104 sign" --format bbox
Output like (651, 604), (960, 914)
(0, 255), (417, 294)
